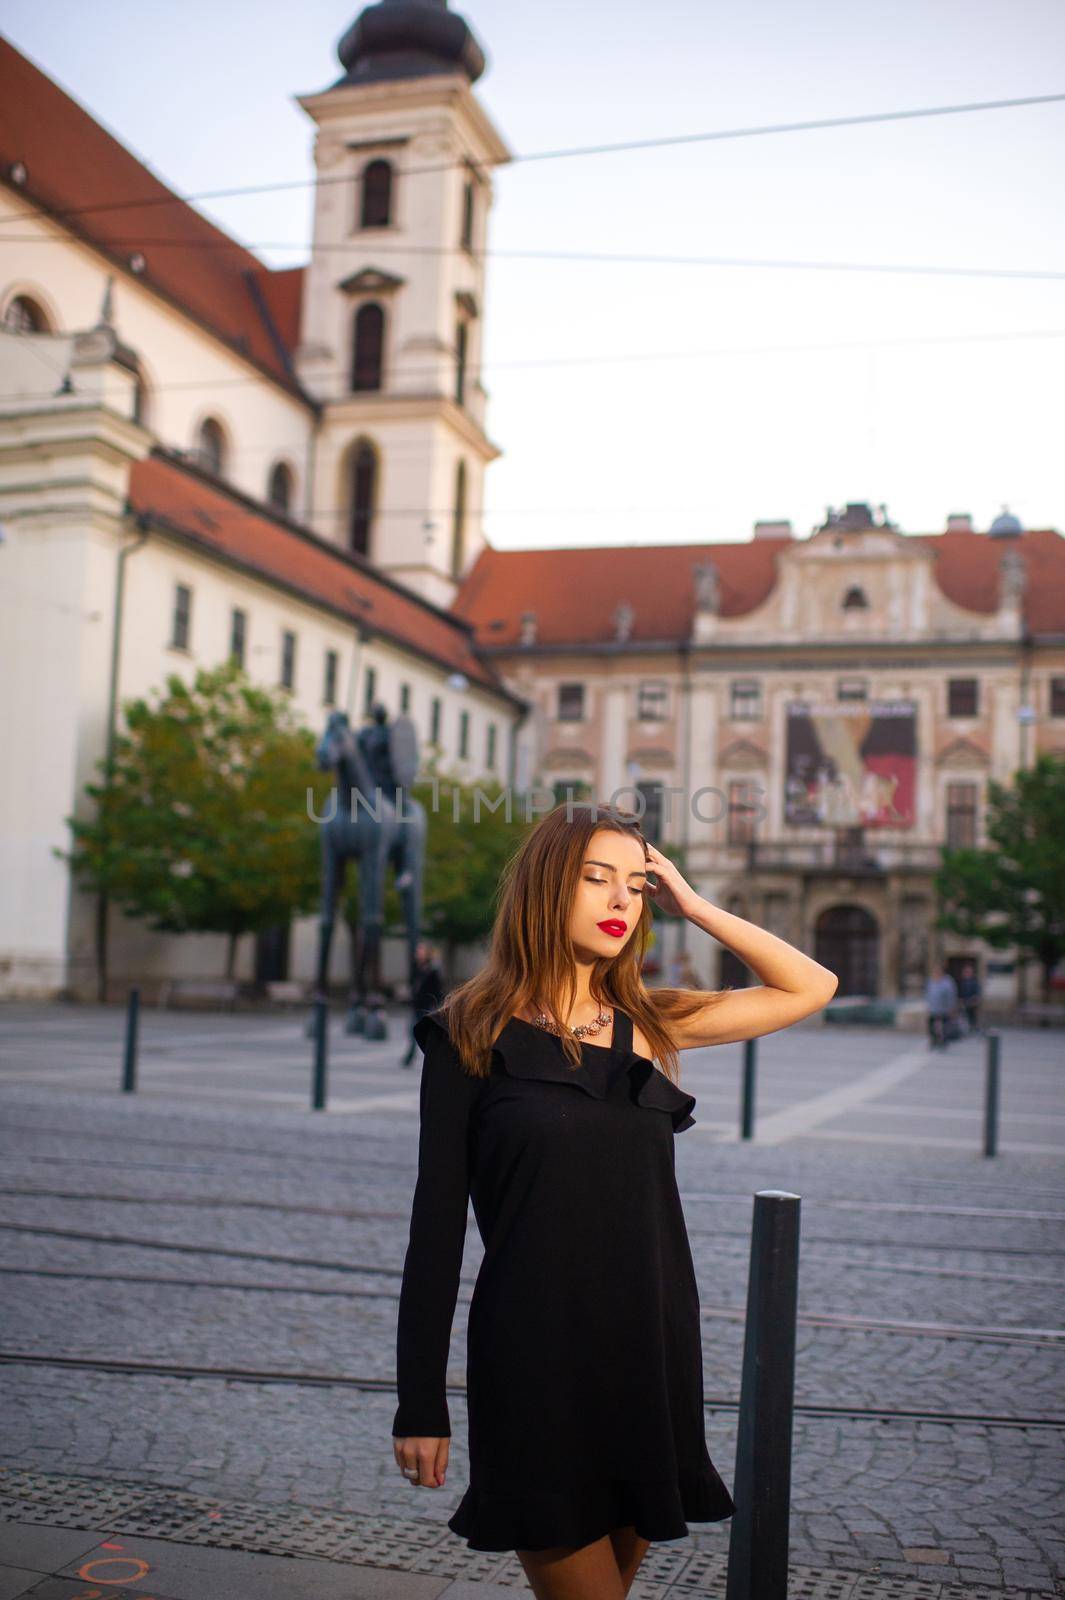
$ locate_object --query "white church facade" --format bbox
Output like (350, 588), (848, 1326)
(0, 4), (525, 1001)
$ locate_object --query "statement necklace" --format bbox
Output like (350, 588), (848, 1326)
(532, 1006), (613, 1041)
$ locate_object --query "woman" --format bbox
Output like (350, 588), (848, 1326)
(392, 804), (837, 1599)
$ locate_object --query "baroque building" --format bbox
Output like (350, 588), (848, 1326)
(0, 4), (521, 1000)
(2, 10), (1062, 1013)
(455, 504), (1065, 1006)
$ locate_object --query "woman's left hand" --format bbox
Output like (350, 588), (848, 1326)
(643, 842), (701, 919)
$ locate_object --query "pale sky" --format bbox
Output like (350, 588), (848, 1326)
(4, 0), (1064, 546)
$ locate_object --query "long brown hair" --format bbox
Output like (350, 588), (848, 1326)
(439, 802), (731, 1084)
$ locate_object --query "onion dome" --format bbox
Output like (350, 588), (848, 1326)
(989, 507), (1023, 538)
(336, 0), (487, 87)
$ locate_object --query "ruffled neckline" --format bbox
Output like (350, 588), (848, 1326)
(416, 1009), (696, 1133)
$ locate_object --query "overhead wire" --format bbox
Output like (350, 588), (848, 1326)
(2, 323), (1062, 408)
(0, 90), (1062, 227)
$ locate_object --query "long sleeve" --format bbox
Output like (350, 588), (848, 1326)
(392, 1014), (480, 1439)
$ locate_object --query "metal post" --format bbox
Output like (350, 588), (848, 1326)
(740, 1037), (757, 1140)
(122, 986), (140, 1093)
(727, 1190), (801, 1600)
(312, 997), (329, 1111)
(983, 1030), (1001, 1158)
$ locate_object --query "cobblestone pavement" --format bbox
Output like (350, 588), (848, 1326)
(0, 1002), (1063, 1596)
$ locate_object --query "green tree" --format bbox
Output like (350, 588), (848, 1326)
(935, 753), (1065, 1002)
(391, 774), (530, 974)
(58, 659), (330, 984)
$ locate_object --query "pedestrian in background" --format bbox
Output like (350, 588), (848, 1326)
(925, 962), (959, 1050)
(957, 961), (983, 1035)
(401, 942), (445, 1068)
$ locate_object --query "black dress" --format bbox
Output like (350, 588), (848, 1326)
(391, 1005), (736, 1553)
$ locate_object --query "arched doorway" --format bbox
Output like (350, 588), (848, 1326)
(815, 903), (879, 997)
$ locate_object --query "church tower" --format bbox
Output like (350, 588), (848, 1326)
(295, 0), (510, 608)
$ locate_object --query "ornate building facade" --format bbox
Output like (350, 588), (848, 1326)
(2, 9), (1062, 1011)
(455, 503), (1065, 1006)
(0, 5), (522, 999)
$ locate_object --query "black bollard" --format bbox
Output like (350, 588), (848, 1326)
(726, 1189), (801, 1600)
(312, 997), (329, 1111)
(121, 986), (140, 1094)
(983, 1030), (1001, 1158)
(740, 1037), (757, 1140)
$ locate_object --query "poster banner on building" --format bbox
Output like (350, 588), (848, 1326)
(784, 700), (917, 828)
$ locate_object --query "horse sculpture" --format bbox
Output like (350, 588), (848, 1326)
(311, 704), (427, 1039)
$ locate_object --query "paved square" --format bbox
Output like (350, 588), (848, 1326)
(0, 1002), (1062, 1595)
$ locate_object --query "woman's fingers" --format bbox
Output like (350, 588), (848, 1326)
(393, 1436), (449, 1488)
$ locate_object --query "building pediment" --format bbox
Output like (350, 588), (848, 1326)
(337, 267), (406, 296)
(936, 736), (990, 769)
(719, 737), (768, 769)
(630, 746), (673, 767)
(543, 748), (594, 768)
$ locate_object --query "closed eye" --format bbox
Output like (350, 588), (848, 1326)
(586, 877), (643, 893)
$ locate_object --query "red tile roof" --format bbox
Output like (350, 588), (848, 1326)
(0, 38), (306, 397)
(913, 529), (1065, 634)
(127, 450), (515, 699)
(453, 540), (792, 646)
(455, 530), (1065, 646)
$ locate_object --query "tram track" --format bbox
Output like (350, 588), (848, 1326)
(0, 1256), (1061, 1349)
(4, 1121), (1065, 1206)
(1, 1348), (1060, 1432)
(2, 1181), (1064, 1257)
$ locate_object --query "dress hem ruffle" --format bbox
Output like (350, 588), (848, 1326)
(446, 1460), (736, 1552)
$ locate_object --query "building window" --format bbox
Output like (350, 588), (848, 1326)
(430, 696), (442, 745)
(323, 649), (338, 706)
(363, 665), (377, 718)
(842, 585), (869, 610)
(268, 460), (294, 515)
(195, 416), (226, 476)
(948, 678), (979, 718)
(461, 177), (475, 250)
(171, 583), (191, 650)
(280, 629), (297, 691)
(451, 459), (467, 578)
(946, 781), (978, 848)
(557, 683), (585, 722)
(730, 679), (762, 720)
(637, 681), (668, 721)
(229, 607), (246, 668)
(360, 159), (393, 228)
(2, 293), (49, 332)
(636, 780), (664, 843)
(350, 438), (377, 557)
(1051, 677), (1065, 717)
(486, 722), (497, 768)
(553, 777), (591, 807)
(352, 302), (385, 391)
(837, 677), (868, 701)
(132, 367), (149, 428)
(455, 318), (468, 406)
(727, 780), (758, 845)
(459, 709), (470, 758)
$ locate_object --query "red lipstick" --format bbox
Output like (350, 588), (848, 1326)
(597, 920), (627, 937)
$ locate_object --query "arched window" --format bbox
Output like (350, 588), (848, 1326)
(195, 416), (227, 476)
(451, 459), (467, 578)
(2, 293), (50, 332)
(268, 460), (295, 516)
(352, 302), (385, 392)
(455, 319), (468, 405)
(842, 585), (869, 611)
(350, 438), (378, 557)
(360, 159), (393, 228)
